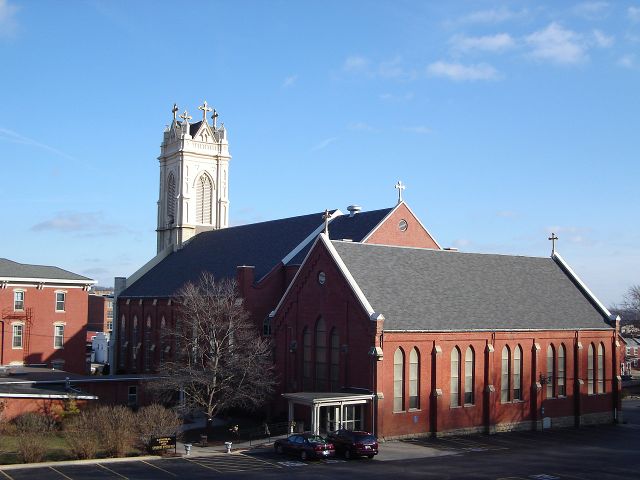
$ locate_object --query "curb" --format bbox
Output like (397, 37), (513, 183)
(0, 454), (163, 471)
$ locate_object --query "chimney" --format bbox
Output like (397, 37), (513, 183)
(347, 205), (362, 217)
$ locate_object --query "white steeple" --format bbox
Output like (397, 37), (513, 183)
(156, 101), (231, 253)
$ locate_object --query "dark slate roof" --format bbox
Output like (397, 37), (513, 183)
(0, 258), (92, 282)
(121, 208), (394, 299)
(331, 241), (611, 331)
(286, 208), (393, 265)
(189, 120), (203, 137)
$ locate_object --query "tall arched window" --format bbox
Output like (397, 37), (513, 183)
(546, 345), (555, 398)
(119, 314), (126, 367)
(501, 346), (511, 403)
(464, 347), (475, 405)
(597, 343), (604, 394)
(330, 328), (340, 391)
(166, 173), (176, 224)
(393, 348), (404, 412)
(558, 344), (566, 396)
(302, 327), (311, 390)
(196, 174), (213, 224)
(409, 348), (419, 409)
(587, 343), (595, 394)
(315, 318), (327, 390)
(450, 347), (460, 407)
(514, 345), (523, 400)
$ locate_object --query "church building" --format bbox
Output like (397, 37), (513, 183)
(115, 103), (621, 438)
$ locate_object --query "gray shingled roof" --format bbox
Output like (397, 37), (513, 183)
(0, 258), (93, 282)
(331, 241), (611, 331)
(120, 208), (392, 299)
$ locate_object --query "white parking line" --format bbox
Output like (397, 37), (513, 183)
(141, 460), (178, 477)
(0, 470), (14, 480)
(97, 463), (128, 479)
(49, 466), (73, 480)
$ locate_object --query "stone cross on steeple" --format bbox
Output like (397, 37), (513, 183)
(322, 209), (331, 235)
(172, 103), (179, 122)
(212, 109), (219, 128)
(199, 101), (212, 123)
(179, 110), (192, 123)
(395, 180), (406, 204)
(548, 232), (559, 255)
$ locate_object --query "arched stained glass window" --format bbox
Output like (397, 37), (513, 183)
(302, 327), (311, 390)
(514, 345), (522, 400)
(587, 343), (595, 394)
(394, 348), (404, 412)
(597, 343), (604, 394)
(501, 346), (511, 403)
(409, 348), (419, 409)
(450, 347), (460, 407)
(546, 345), (555, 398)
(558, 344), (566, 396)
(330, 328), (340, 391)
(315, 318), (327, 390)
(464, 347), (474, 405)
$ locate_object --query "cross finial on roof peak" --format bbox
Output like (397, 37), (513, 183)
(198, 100), (212, 124)
(172, 103), (179, 122)
(212, 109), (219, 128)
(179, 110), (192, 123)
(548, 232), (558, 255)
(395, 180), (406, 204)
(322, 209), (331, 235)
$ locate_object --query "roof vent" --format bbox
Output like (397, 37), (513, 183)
(444, 247), (459, 252)
(347, 205), (362, 217)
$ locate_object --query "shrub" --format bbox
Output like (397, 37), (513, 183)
(95, 405), (136, 457)
(63, 409), (100, 460)
(13, 412), (55, 434)
(16, 433), (46, 463)
(135, 404), (181, 451)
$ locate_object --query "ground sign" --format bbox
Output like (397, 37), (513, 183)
(149, 435), (177, 453)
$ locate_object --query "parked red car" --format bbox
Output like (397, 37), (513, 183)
(274, 433), (335, 460)
(326, 430), (378, 459)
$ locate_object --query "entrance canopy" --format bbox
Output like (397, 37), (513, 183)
(283, 392), (375, 436)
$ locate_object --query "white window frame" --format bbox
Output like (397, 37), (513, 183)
(55, 291), (66, 312)
(53, 323), (65, 349)
(13, 290), (25, 311)
(12, 322), (24, 349)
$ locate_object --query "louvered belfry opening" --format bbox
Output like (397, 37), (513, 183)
(196, 174), (213, 224)
(167, 173), (176, 224)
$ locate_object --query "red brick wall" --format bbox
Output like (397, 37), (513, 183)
(88, 295), (110, 332)
(364, 203), (440, 249)
(1, 285), (88, 374)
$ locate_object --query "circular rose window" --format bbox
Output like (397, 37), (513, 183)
(318, 271), (326, 285)
(399, 219), (408, 232)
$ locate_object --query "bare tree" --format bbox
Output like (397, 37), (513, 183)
(154, 273), (275, 420)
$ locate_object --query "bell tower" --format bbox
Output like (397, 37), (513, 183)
(156, 101), (231, 253)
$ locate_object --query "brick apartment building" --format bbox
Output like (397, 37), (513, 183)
(114, 103), (621, 438)
(0, 258), (95, 374)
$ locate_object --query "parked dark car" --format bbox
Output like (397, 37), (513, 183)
(274, 433), (335, 460)
(326, 429), (378, 459)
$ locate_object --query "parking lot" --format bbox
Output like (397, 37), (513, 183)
(2, 401), (639, 479)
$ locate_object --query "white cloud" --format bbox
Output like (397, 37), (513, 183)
(343, 55), (370, 73)
(525, 23), (587, 65)
(0, 127), (75, 160)
(450, 33), (516, 53)
(497, 210), (518, 218)
(427, 61), (500, 81)
(311, 137), (338, 151)
(31, 212), (126, 237)
(379, 92), (414, 102)
(0, 0), (18, 38)
(457, 8), (525, 25)
(628, 6), (640, 22)
(401, 126), (432, 135)
(572, 2), (610, 19)
(592, 29), (614, 48)
(347, 122), (375, 132)
(282, 75), (298, 88)
(617, 54), (636, 69)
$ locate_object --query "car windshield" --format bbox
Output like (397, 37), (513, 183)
(306, 435), (326, 443)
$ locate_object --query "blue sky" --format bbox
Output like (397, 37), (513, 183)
(1, 0), (638, 306)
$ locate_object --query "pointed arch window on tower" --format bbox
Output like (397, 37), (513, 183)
(167, 173), (176, 225)
(315, 318), (327, 390)
(196, 174), (213, 224)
